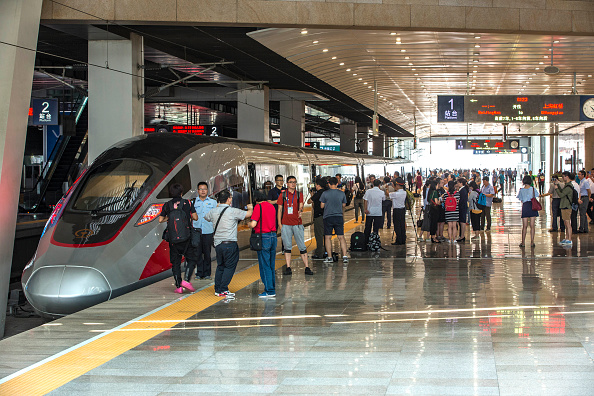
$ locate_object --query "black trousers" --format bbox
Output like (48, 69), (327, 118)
(470, 211), (481, 231)
(392, 208), (406, 244)
(551, 198), (564, 231)
(169, 240), (198, 287)
(480, 205), (492, 230)
(571, 208), (578, 233)
(382, 201), (392, 228)
(214, 242), (239, 294)
(364, 216), (383, 242)
(195, 233), (214, 278)
(429, 206), (439, 236)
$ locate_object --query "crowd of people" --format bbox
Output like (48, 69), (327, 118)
(155, 166), (594, 299)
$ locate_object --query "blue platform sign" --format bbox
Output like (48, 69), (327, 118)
(32, 98), (59, 125)
(437, 96), (464, 122)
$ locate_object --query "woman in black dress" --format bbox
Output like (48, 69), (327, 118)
(457, 178), (469, 243)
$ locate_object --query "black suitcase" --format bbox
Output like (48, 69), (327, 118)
(350, 231), (367, 251)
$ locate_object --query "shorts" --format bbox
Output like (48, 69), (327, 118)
(281, 224), (307, 254)
(323, 216), (344, 236)
(561, 208), (571, 221)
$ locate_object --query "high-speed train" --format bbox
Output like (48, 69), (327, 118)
(22, 133), (405, 318)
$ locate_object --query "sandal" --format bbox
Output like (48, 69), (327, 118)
(531, 243), (536, 247)
(519, 243), (525, 247)
(431, 238), (441, 244)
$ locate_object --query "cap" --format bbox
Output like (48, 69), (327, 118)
(395, 177), (405, 185)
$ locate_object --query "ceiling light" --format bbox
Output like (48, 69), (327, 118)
(363, 82), (368, 85)
(408, 63), (413, 66)
(405, 56), (409, 60)
(339, 62), (344, 65)
(358, 78), (362, 80)
(411, 68), (416, 70)
(368, 86), (372, 88)
(473, 65), (478, 68)
(301, 30), (308, 34)
(346, 68), (351, 71)
(554, 40), (560, 43)
(396, 41), (401, 45)
(353, 73), (357, 76)
(390, 32), (397, 35)
(528, 77), (532, 79)
(401, 50), (406, 53)
(473, 59), (479, 62)
(421, 85), (425, 87)
(473, 70), (477, 73)
(331, 56), (337, 60)
(475, 36), (481, 39)
(312, 40), (319, 44)
(475, 44), (480, 48)
(544, 56), (548, 58)
(539, 62), (544, 64)
(589, 75), (592, 78)
(417, 78), (421, 80)
(323, 49), (328, 52)
(535, 67), (540, 70)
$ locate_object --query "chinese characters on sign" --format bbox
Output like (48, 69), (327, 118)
(437, 96), (464, 122)
(31, 98), (58, 126)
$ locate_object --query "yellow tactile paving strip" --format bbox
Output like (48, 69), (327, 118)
(0, 219), (358, 396)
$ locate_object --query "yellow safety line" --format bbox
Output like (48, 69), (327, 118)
(0, 219), (360, 396)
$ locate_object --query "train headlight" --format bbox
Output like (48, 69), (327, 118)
(136, 203), (164, 226)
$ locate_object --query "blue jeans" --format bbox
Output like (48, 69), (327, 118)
(214, 242), (239, 294)
(257, 232), (277, 294)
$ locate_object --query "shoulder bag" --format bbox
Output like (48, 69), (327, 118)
(531, 187), (542, 211)
(250, 204), (263, 251)
(211, 206), (229, 247)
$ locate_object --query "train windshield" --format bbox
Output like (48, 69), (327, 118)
(72, 160), (152, 213)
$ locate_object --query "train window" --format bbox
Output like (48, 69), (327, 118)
(209, 164), (249, 209)
(156, 165), (192, 199)
(72, 160), (152, 212)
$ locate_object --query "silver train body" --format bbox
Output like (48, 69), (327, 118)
(22, 134), (404, 318)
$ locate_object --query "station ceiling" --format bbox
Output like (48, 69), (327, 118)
(250, 28), (594, 140)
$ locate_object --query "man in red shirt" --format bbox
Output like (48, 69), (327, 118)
(250, 191), (277, 297)
(277, 176), (313, 276)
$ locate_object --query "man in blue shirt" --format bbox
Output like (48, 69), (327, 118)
(193, 182), (217, 279)
(480, 177), (495, 231)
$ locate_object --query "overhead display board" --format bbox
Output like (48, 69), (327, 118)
(438, 95), (594, 123)
(456, 139), (520, 154)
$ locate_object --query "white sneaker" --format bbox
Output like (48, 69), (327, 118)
(323, 257), (334, 264)
(559, 239), (568, 245)
(342, 256), (349, 263)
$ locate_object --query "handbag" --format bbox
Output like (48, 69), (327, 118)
(249, 203), (263, 251)
(191, 227), (202, 247)
(531, 187), (542, 211)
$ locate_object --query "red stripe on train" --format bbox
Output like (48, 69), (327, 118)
(139, 240), (172, 280)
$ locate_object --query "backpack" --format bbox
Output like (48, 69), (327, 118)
(345, 189), (353, 206)
(569, 184), (579, 211)
(166, 199), (191, 243)
(367, 232), (382, 251)
(355, 184), (365, 199)
(350, 231), (367, 251)
(477, 192), (487, 209)
(444, 192), (457, 212)
(539, 174), (545, 181)
(405, 190), (415, 211)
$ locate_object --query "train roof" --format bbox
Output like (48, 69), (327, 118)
(95, 133), (406, 173)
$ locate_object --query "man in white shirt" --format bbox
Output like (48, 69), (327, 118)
(363, 179), (385, 241)
(388, 177), (407, 245)
(569, 173), (580, 234)
(577, 170), (591, 233)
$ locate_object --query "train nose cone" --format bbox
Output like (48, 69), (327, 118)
(24, 266), (111, 316)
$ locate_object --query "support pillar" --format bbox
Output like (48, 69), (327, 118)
(357, 125), (369, 154)
(88, 33), (144, 162)
(339, 123), (356, 153)
(279, 99), (304, 147)
(238, 86), (269, 143)
(372, 135), (385, 157)
(549, 124), (559, 177)
(584, 126), (594, 172)
(0, 0), (43, 339)
(384, 136), (392, 158)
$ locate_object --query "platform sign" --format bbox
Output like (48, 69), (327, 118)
(455, 139), (519, 152)
(437, 95), (593, 123)
(437, 95), (464, 122)
(31, 98), (59, 125)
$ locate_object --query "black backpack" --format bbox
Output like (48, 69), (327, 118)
(166, 199), (191, 243)
(367, 232), (382, 251)
(345, 189), (353, 206)
(350, 231), (367, 251)
(355, 184), (365, 199)
(570, 184), (579, 211)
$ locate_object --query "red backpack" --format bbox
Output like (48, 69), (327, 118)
(444, 192), (457, 212)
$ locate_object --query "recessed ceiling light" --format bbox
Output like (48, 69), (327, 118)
(475, 36), (481, 39)
(353, 73), (357, 76)
(473, 70), (477, 73)
(475, 44), (480, 48)
(390, 32), (397, 35)
(589, 75), (592, 78)
(332, 56), (337, 60)
(346, 68), (351, 71)
(411, 68), (416, 70)
(396, 41), (401, 45)
(323, 49), (328, 52)
(339, 62), (344, 66)
(404, 56), (409, 60)
(401, 49), (406, 53)
(363, 82), (368, 85)
(539, 62), (544, 64)
(368, 86), (372, 88)
(535, 67), (540, 70)
(473, 65), (478, 68)
(417, 78), (421, 80)
(554, 40), (559, 43)
(528, 77), (532, 79)
(421, 85), (425, 87)
(312, 40), (319, 44)
(473, 59), (479, 62)
(358, 78), (362, 80)
(408, 63), (413, 66)
(301, 30), (308, 34)
(544, 56), (548, 59)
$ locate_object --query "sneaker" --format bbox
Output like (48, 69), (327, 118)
(174, 287), (183, 294)
(204, 276), (212, 280)
(305, 267), (314, 275)
(559, 239), (568, 245)
(222, 290), (235, 297)
(323, 257), (334, 264)
(283, 267), (292, 275)
(258, 292), (269, 298)
(180, 280), (195, 292)
(267, 292), (276, 297)
(342, 256), (349, 263)
(565, 241), (573, 246)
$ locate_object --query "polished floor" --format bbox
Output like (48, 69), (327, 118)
(1, 192), (593, 395)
